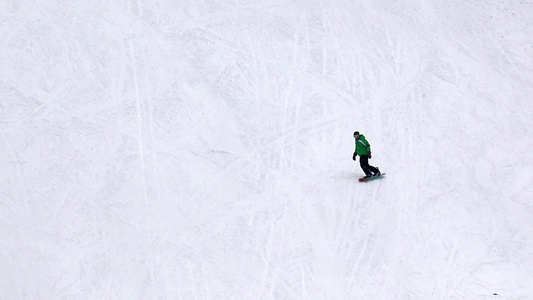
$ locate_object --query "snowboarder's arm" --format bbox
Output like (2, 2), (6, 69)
(363, 137), (371, 154)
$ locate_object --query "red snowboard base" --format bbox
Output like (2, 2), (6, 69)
(358, 173), (386, 182)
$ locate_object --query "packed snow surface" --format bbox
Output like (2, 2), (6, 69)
(1, 1), (533, 299)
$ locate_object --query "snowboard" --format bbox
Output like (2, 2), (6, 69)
(358, 173), (386, 182)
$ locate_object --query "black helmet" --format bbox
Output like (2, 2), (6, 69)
(353, 131), (360, 138)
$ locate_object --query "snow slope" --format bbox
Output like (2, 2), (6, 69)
(1, 0), (533, 299)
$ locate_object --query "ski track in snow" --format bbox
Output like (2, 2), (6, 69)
(1, 0), (533, 299)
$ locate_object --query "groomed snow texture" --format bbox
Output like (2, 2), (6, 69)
(1, 1), (533, 299)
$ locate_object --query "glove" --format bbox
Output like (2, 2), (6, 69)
(368, 152), (372, 159)
(352, 152), (357, 161)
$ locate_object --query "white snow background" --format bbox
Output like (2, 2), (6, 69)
(1, 0), (533, 299)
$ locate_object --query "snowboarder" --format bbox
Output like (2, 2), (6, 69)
(352, 131), (380, 178)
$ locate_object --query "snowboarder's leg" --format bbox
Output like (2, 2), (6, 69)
(369, 165), (380, 176)
(359, 155), (373, 177)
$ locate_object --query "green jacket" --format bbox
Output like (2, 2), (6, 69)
(354, 134), (371, 156)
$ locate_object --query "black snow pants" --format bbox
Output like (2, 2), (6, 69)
(359, 155), (379, 176)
